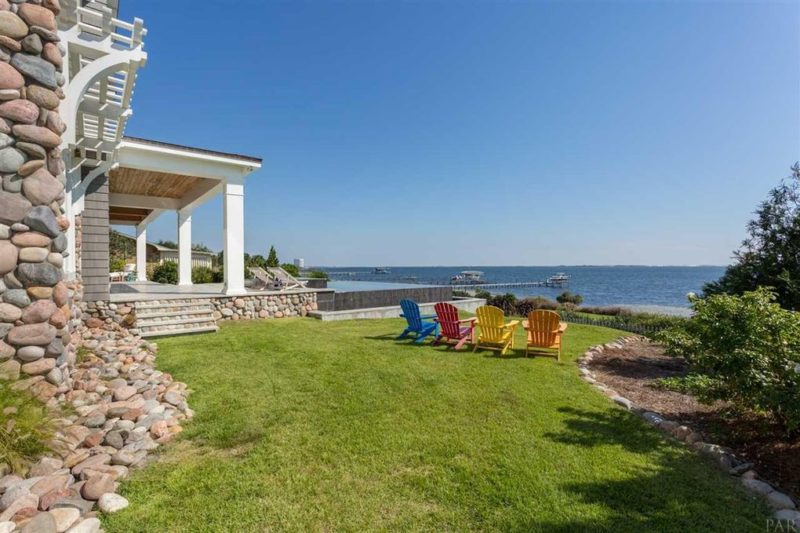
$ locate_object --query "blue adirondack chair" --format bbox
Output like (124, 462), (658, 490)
(397, 299), (438, 343)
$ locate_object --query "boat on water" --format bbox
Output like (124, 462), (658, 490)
(547, 272), (570, 284)
(373, 267), (390, 274)
(450, 270), (486, 284)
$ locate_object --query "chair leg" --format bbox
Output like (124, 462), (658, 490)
(396, 329), (410, 340)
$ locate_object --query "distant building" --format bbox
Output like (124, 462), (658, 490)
(294, 258), (305, 269)
(112, 231), (215, 271)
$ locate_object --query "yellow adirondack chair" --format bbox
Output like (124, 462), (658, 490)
(473, 305), (520, 355)
(523, 310), (567, 360)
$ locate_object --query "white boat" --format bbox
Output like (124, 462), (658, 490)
(373, 267), (390, 274)
(547, 272), (570, 284)
(450, 270), (485, 284)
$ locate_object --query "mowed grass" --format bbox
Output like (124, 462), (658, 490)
(104, 319), (769, 532)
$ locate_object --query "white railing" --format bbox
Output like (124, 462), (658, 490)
(76, 6), (146, 49)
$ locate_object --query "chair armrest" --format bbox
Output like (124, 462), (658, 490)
(522, 320), (530, 330)
(458, 317), (477, 324)
(558, 322), (568, 333)
(501, 320), (520, 329)
(421, 314), (437, 320)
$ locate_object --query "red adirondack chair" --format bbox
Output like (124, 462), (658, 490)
(433, 302), (477, 350)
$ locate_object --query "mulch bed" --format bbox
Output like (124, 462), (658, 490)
(588, 340), (800, 500)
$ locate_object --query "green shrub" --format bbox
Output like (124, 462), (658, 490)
(308, 270), (329, 280)
(281, 263), (300, 277)
(516, 297), (559, 316)
(0, 385), (54, 474)
(151, 261), (178, 284)
(474, 289), (491, 300)
(486, 293), (517, 315)
(192, 266), (215, 284)
(109, 258), (126, 272)
(556, 291), (583, 305)
(658, 288), (800, 434)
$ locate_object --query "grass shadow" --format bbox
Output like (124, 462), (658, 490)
(545, 406), (667, 454)
(531, 406), (768, 531)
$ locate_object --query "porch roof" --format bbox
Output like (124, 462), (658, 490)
(107, 136), (261, 225)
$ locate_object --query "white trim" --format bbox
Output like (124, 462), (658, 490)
(118, 138), (262, 170)
(223, 177), (246, 296)
(135, 223), (147, 282)
(177, 209), (193, 286)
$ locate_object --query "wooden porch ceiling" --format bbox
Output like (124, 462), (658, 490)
(109, 166), (214, 199)
(109, 206), (151, 224)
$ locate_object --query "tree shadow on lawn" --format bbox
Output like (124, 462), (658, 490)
(531, 407), (768, 532)
(363, 333), (544, 360)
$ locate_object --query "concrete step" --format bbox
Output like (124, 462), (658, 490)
(134, 300), (212, 311)
(133, 300), (219, 337)
(136, 308), (215, 320)
(138, 316), (217, 329)
(140, 325), (219, 338)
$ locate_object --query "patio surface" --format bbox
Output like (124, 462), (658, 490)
(109, 281), (314, 303)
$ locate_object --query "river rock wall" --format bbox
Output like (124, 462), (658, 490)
(0, 0), (73, 401)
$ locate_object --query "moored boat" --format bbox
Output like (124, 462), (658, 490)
(450, 271), (485, 284)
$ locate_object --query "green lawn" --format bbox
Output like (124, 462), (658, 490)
(104, 319), (768, 532)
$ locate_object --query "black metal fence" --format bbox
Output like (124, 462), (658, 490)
(559, 312), (670, 337)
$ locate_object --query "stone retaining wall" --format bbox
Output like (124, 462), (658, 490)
(0, 0), (74, 398)
(80, 291), (319, 326)
(212, 291), (318, 320)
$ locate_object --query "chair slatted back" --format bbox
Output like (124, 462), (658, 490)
(400, 299), (423, 331)
(476, 305), (506, 343)
(527, 310), (561, 347)
(435, 302), (461, 338)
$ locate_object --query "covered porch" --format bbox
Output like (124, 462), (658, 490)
(71, 136), (261, 300)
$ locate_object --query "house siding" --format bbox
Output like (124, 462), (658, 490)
(82, 175), (110, 301)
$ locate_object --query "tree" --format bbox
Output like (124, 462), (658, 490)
(704, 163), (800, 310)
(156, 240), (178, 250)
(281, 263), (300, 277)
(266, 245), (280, 267)
(556, 291), (583, 305)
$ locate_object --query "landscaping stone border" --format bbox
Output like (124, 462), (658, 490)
(0, 319), (192, 532)
(577, 336), (800, 527)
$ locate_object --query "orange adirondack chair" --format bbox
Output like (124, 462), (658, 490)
(523, 310), (567, 360)
(473, 305), (520, 355)
(433, 302), (476, 350)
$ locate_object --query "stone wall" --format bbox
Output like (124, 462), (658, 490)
(80, 291), (319, 327)
(212, 291), (318, 320)
(0, 0), (73, 398)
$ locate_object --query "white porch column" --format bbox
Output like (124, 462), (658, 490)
(135, 223), (148, 281)
(63, 163), (82, 280)
(177, 209), (193, 286)
(223, 176), (246, 296)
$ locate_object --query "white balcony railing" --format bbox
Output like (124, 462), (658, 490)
(76, 6), (146, 49)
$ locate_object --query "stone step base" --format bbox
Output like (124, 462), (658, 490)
(138, 316), (217, 329)
(132, 300), (219, 337)
(139, 324), (219, 338)
(136, 308), (215, 321)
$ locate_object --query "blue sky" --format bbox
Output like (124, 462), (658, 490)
(116, 1), (799, 267)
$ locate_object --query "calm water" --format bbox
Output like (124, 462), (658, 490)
(324, 266), (726, 314)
